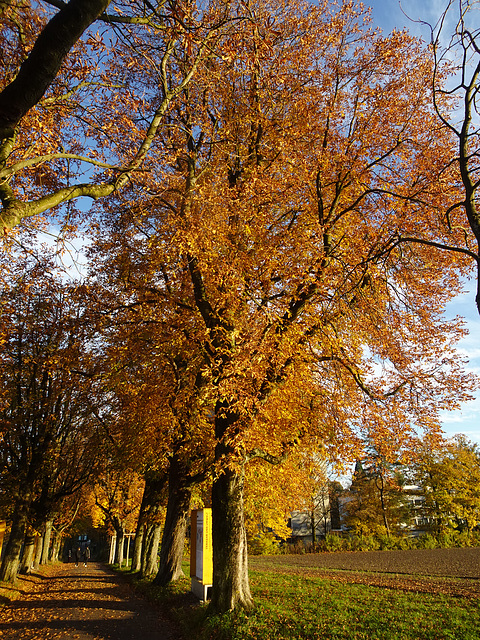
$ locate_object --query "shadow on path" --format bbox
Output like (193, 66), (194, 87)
(0, 562), (180, 640)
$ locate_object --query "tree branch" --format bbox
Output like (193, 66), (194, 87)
(0, 153), (123, 180)
(390, 235), (480, 264)
(0, 0), (112, 140)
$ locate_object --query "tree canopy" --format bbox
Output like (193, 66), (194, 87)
(86, 0), (478, 610)
(0, 0), (479, 614)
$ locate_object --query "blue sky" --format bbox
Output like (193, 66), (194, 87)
(442, 288), (480, 444)
(367, 0), (447, 38)
(366, 0), (480, 445)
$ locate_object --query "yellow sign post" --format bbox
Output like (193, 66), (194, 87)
(0, 520), (6, 558)
(190, 508), (212, 601)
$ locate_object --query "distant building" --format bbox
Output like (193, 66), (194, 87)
(402, 485), (432, 535)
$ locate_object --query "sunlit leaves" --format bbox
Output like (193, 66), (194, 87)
(412, 435), (480, 533)
(88, 0), (479, 481)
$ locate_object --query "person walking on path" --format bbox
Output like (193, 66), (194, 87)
(74, 546), (82, 568)
(83, 546), (90, 567)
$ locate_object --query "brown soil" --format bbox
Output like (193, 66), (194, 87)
(0, 562), (182, 640)
(249, 547), (480, 599)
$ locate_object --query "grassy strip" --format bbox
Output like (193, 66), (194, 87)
(0, 571), (43, 607)
(114, 562), (480, 640)
(0, 582), (24, 606)
(194, 570), (480, 640)
(188, 570), (480, 639)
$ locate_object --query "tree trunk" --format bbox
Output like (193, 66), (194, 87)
(19, 532), (35, 574)
(210, 406), (253, 613)
(141, 524), (161, 578)
(132, 472), (167, 573)
(0, 495), (31, 582)
(211, 464), (252, 611)
(131, 484), (149, 573)
(114, 525), (125, 565)
(153, 456), (192, 586)
(40, 519), (53, 564)
(33, 534), (43, 569)
(131, 524), (144, 573)
(50, 531), (62, 563)
(209, 403), (254, 612)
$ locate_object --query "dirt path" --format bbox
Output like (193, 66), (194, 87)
(0, 562), (181, 640)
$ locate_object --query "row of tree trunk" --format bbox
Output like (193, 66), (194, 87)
(131, 460), (194, 584)
(1, 454), (196, 591)
(1, 518), (62, 579)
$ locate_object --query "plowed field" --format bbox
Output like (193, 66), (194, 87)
(249, 547), (480, 599)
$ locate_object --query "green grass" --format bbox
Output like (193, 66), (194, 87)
(116, 560), (480, 640)
(0, 575), (37, 607)
(178, 570), (480, 640)
(0, 582), (23, 606)
(120, 560), (198, 613)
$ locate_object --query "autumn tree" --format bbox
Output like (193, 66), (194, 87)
(94, 467), (144, 565)
(0, 255), (102, 582)
(244, 450), (325, 552)
(83, 252), (217, 582)
(153, 0), (480, 611)
(347, 440), (413, 537)
(48, 491), (84, 563)
(287, 458), (332, 544)
(132, 471), (168, 577)
(80, 355), (170, 575)
(344, 459), (410, 536)
(0, 0), (235, 236)
(83, 0), (480, 614)
(411, 435), (480, 533)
